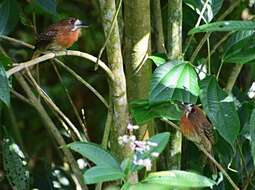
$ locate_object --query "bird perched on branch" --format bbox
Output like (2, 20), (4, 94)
(180, 104), (216, 173)
(33, 17), (88, 58)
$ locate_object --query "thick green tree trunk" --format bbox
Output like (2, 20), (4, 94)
(98, 0), (129, 160)
(123, 0), (152, 138)
(166, 0), (182, 169)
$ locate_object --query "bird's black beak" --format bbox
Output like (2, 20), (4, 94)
(76, 20), (89, 28)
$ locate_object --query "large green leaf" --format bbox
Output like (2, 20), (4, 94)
(0, 0), (19, 35)
(130, 100), (182, 124)
(36, 0), (57, 15)
(68, 142), (120, 169)
(189, 21), (255, 35)
(199, 76), (240, 147)
(84, 166), (124, 184)
(149, 61), (199, 104)
(184, 0), (223, 23)
(143, 170), (215, 188)
(2, 136), (30, 190)
(0, 63), (10, 106)
(250, 107), (255, 166)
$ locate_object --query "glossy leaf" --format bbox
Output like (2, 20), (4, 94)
(144, 170), (215, 188)
(199, 76), (240, 147)
(148, 54), (167, 66)
(68, 142), (120, 169)
(84, 166), (124, 184)
(0, 0), (19, 35)
(0, 63), (10, 106)
(130, 100), (182, 124)
(36, 0), (57, 15)
(184, 0), (223, 23)
(189, 20), (255, 35)
(250, 107), (255, 166)
(149, 61), (199, 104)
(2, 136), (30, 190)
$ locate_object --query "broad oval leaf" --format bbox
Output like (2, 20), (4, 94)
(84, 166), (124, 184)
(250, 107), (255, 166)
(130, 99), (182, 124)
(36, 0), (57, 15)
(199, 76), (240, 147)
(0, 63), (10, 106)
(68, 142), (120, 169)
(144, 170), (215, 188)
(149, 61), (199, 104)
(3, 136), (30, 190)
(184, 0), (223, 23)
(0, 0), (19, 35)
(188, 20), (255, 35)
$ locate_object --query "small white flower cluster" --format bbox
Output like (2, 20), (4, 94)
(118, 123), (160, 171)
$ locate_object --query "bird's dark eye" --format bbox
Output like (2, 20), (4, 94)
(190, 107), (195, 113)
(69, 18), (76, 24)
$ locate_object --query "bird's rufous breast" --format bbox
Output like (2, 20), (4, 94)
(56, 29), (81, 48)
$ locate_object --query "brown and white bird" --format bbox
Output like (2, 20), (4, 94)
(180, 104), (216, 172)
(33, 17), (88, 57)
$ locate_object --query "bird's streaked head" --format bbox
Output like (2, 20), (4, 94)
(70, 18), (89, 31)
(183, 104), (195, 118)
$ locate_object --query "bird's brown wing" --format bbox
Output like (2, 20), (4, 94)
(35, 26), (59, 50)
(200, 120), (214, 145)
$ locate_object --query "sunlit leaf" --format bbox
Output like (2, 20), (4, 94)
(199, 76), (240, 147)
(148, 54), (167, 66)
(149, 61), (199, 104)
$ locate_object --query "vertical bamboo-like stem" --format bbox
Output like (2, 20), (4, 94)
(98, 0), (129, 160)
(14, 73), (87, 190)
(123, 0), (152, 138)
(166, 0), (182, 169)
(151, 0), (165, 53)
(167, 0), (182, 60)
